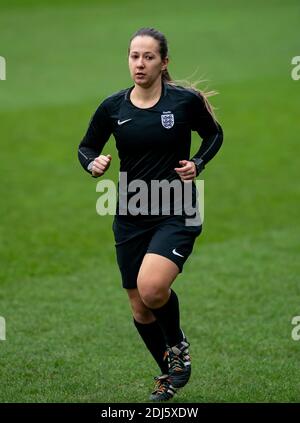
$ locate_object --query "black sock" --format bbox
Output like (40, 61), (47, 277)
(133, 318), (169, 375)
(150, 289), (184, 347)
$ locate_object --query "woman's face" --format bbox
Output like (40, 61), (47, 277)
(128, 35), (168, 88)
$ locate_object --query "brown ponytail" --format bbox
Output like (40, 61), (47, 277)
(162, 68), (172, 83)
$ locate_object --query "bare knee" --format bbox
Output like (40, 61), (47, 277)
(137, 276), (170, 309)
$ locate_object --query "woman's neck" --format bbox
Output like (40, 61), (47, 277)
(131, 78), (163, 109)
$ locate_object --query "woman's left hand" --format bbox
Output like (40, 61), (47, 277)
(174, 160), (196, 181)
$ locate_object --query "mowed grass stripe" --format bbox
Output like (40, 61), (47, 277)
(0, 0), (299, 110)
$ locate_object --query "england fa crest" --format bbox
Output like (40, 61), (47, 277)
(161, 112), (174, 129)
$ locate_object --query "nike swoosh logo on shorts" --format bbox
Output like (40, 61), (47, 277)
(118, 118), (132, 125)
(172, 248), (184, 258)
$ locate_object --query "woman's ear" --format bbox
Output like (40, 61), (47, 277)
(162, 57), (169, 71)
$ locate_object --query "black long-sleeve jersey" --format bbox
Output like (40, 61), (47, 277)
(78, 81), (223, 218)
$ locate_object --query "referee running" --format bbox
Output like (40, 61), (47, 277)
(78, 27), (223, 401)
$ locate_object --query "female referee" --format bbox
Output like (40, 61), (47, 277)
(78, 27), (223, 401)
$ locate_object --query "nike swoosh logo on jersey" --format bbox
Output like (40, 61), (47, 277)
(118, 118), (132, 125)
(172, 248), (184, 258)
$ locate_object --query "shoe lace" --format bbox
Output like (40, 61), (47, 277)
(168, 351), (184, 372)
(167, 342), (190, 372)
(153, 375), (169, 394)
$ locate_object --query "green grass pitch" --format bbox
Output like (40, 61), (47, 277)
(0, 0), (299, 402)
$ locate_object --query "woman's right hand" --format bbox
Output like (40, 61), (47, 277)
(92, 154), (112, 177)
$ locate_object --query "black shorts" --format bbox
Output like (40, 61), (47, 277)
(112, 215), (202, 289)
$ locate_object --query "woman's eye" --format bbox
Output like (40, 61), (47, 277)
(145, 56), (153, 60)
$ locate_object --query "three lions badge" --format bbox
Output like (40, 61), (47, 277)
(161, 112), (174, 129)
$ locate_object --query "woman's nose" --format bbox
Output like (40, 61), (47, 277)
(137, 58), (145, 67)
